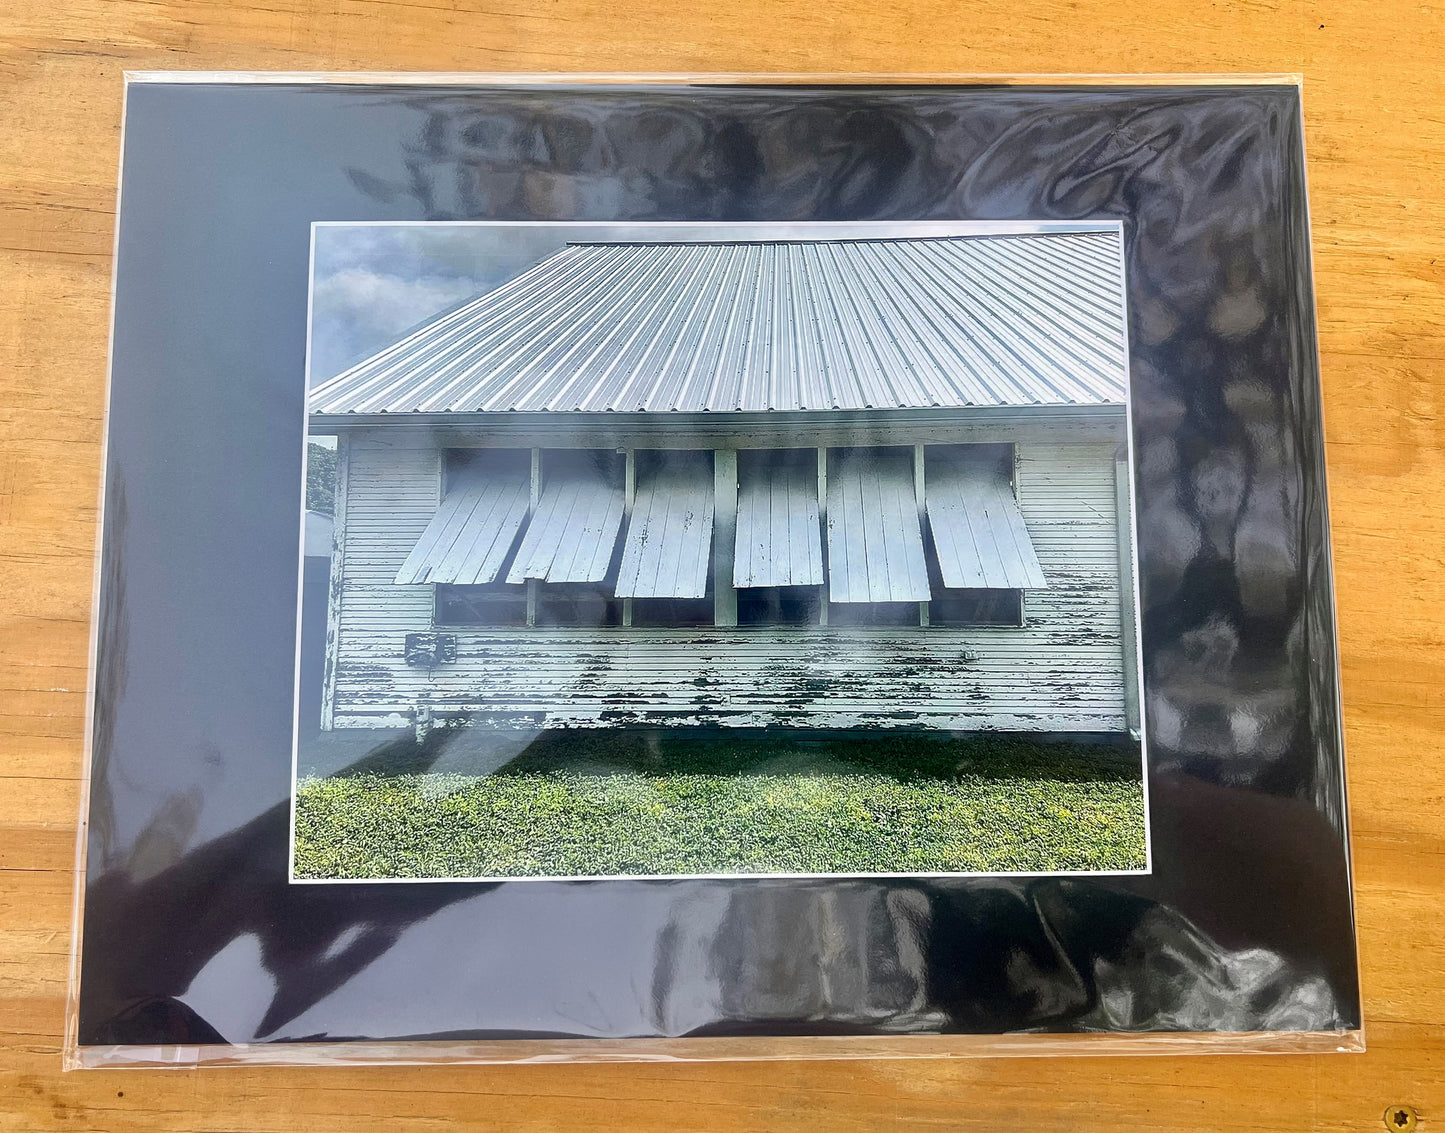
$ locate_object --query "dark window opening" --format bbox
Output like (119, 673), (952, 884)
(826, 602), (919, 627)
(737, 586), (822, 627)
(541, 446), (625, 486)
(633, 446), (712, 479)
(631, 594), (715, 628)
(930, 589), (1023, 627)
(923, 441), (1013, 485)
(445, 446), (530, 489)
(536, 583), (623, 628)
(737, 446), (817, 478)
(436, 582), (527, 627)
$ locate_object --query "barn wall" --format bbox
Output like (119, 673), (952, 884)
(321, 430), (1130, 731)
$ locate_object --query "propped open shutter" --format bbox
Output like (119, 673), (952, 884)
(734, 462), (823, 588)
(615, 457), (715, 598)
(393, 472), (530, 585)
(505, 472), (625, 584)
(926, 462), (1047, 589)
(825, 450), (931, 602)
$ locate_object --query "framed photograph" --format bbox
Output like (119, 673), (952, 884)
(71, 74), (1360, 1067)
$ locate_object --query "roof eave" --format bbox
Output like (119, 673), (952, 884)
(308, 402), (1127, 433)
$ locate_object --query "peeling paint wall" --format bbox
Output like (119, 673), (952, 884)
(322, 431), (1128, 731)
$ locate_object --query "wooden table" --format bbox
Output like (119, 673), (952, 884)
(3, 4), (1441, 1129)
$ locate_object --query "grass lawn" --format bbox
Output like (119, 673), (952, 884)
(292, 730), (1147, 879)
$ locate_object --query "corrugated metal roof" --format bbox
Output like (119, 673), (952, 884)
(825, 450), (931, 603)
(310, 231), (1128, 417)
(393, 470), (529, 585)
(504, 471), (624, 584)
(734, 460), (823, 588)
(926, 462), (1048, 590)
(615, 456), (715, 598)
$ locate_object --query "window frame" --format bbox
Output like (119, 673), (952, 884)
(426, 439), (1034, 631)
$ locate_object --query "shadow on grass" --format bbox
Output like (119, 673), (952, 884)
(321, 726), (1143, 785)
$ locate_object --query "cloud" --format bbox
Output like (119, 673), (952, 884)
(309, 269), (482, 382)
(316, 268), (480, 339)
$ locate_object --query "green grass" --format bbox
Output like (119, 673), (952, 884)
(293, 730), (1146, 879)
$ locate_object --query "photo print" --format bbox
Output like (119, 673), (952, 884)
(292, 219), (1150, 882)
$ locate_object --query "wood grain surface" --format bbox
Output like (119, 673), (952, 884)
(2, 2), (1442, 1129)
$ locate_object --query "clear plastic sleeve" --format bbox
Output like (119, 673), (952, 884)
(68, 72), (1360, 1069)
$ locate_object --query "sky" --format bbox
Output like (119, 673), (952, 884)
(305, 220), (1109, 386)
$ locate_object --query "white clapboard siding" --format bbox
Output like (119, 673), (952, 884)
(506, 472), (625, 584)
(926, 462), (1048, 590)
(337, 435), (437, 646)
(825, 450), (931, 602)
(326, 434), (1129, 731)
(734, 461), (824, 588)
(615, 459), (715, 598)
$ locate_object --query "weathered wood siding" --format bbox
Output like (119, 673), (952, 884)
(324, 431), (1129, 731)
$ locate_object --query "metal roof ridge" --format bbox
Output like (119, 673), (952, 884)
(561, 230), (1116, 249)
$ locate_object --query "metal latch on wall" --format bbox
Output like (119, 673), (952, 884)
(404, 632), (457, 667)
